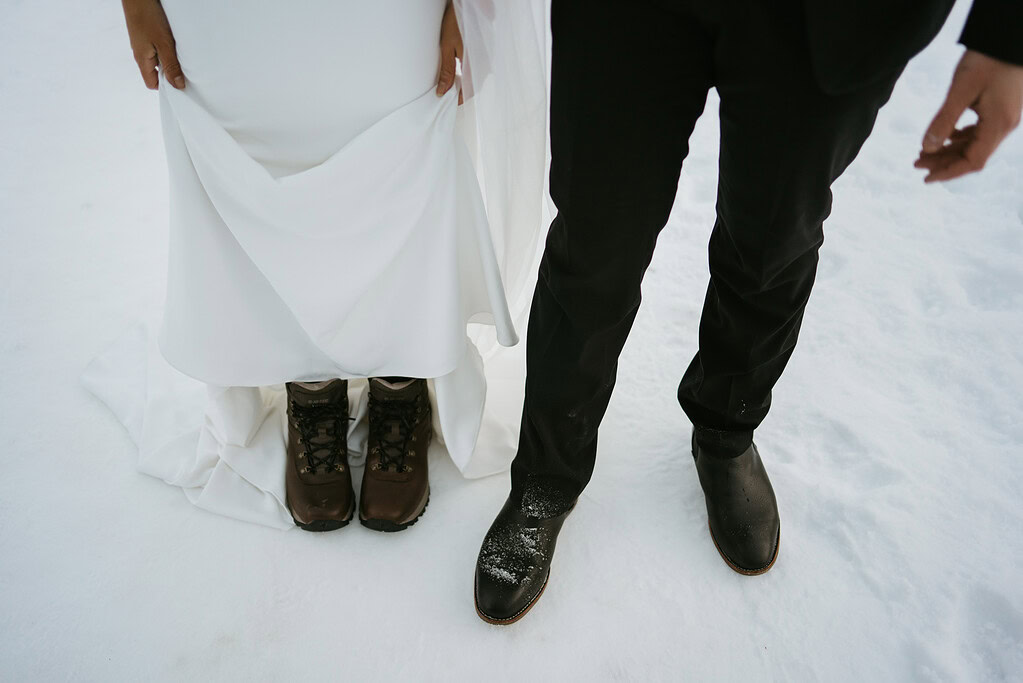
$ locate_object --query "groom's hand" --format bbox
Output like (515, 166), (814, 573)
(915, 50), (1023, 183)
(437, 1), (464, 104)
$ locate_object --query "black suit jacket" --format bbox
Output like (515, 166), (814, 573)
(805, 0), (1023, 94)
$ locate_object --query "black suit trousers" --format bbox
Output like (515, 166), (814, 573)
(511, 0), (903, 499)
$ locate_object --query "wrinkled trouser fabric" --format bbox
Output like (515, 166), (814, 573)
(511, 0), (903, 498)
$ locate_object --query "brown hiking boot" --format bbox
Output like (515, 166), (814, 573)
(285, 379), (355, 532)
(359, 378), (432, 532)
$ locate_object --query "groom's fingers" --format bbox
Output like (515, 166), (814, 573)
(949, 124), (978, 141)
(913, 137), (970, 169)
(923, 89), (974, 154)
(922, 54), (986, 154)
(923, 156), (977, 183)
(919, 123), (1002, 182)
(914, 126), (975, 163)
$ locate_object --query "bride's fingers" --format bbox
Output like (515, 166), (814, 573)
(437, 0), (462, 97)
(156, 37), (185, 89)
(437, 47), (457, 96)
(135, 43), (160, 90)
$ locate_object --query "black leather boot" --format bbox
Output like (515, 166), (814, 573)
(474, 482), (575, 625)
(692, 432), (780, 575)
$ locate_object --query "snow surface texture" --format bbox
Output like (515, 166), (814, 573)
(2, 2), (1022, 681)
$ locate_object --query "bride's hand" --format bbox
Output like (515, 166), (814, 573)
(437, 1), (464, 104)
(121, 0), (184, 90)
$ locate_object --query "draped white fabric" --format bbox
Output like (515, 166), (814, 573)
(83, 0), (549, 528)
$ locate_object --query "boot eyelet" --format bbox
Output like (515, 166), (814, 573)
(405, 465), (414, 473)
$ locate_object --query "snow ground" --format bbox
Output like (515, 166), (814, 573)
(2, 2), (1022, 681)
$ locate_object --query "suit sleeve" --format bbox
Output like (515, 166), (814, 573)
(960, 0), (1023, 65)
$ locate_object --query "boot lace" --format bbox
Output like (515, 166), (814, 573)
(369, 397), (422, 472)
(291, 402), (352, 474)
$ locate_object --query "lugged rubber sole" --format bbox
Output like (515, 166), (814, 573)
(296, 518), (351, 532)
(474, 570), (550, 626)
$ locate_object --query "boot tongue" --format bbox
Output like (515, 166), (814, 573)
(369, 378), (423, 402)
(289, 379), (347, 408)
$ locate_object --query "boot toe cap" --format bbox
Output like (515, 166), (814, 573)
(474, 567), (546, 622)
(291, 479), (354, 516)
(710, 519), (780, 573)
(359, 484), (427, 525)
(291, 497), (352, 525)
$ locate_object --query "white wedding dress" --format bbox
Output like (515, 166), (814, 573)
(82, 0), (549, 529)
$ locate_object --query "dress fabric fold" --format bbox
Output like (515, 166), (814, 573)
(82, 0), (550, 528)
